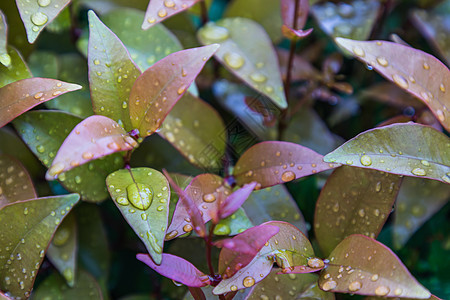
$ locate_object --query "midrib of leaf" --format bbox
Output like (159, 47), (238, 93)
(125, 168), (152, 230)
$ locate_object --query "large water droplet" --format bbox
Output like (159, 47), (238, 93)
(126, 183), (153, 210)
(281, 171), (295, 182)
(223, 52), (245, 69)
(375, 286), (390, 296)
(360, 154), (372, 166)
(38, 0), (51, 7)
(31, 12), (48, 26)
(352, 46), (365, 57)
(250, 72), (267, 83)
(243, 276), (255, 288)
(322, 280), (337, 291)
(307, 257), (324, 268)
(411, 168), (426, 176)
(392, 74), (409, 89)
(203, 193), (216, 203)
(200, 23), (230, 43)
(376, 56), (388, 67)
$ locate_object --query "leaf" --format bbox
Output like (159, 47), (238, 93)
(0, 291), (11, 300)
(319, 235), (431, 298)
(218, 182), (256, 220)
(45, 6), (70, 33)
(15, 0), (70, 43)
(106, 167), (170, 265)
(0, 47), (32, 88)
(315, 166), (402, 257)
(30, 269), (102, 300)
(323, 123), (450, 184)
(45, 115), (136, 180)
(141, 0), (201, 30)
(129, 44), (218, 137)
(0, 154), (37, 208)
(393, 177), (450, 249)
(0, 10), (10, 67)
(281, 0), (309, 30)
(46, 213), (78, 287)
(159, 93), (226, 170)
(335, 38), (450, 131)
(281, 25), (313, 40)
(27, 51), (59, 79)
(214, 207), (253, 236)
(234, 141), (339, 188)
(88, 10), (141, 132)
(13, 111), (125, 202)
(310, 0), (379, 40)
(0, 77), (81, 128)
(0, 194), (80, 299)
(136, 253), (209, 287)
(198, 18), (287, 109)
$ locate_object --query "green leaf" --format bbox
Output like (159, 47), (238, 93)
(319, 235), (431, 298)
(335, 38), (450, 131)
(159, 93), (226, 170)
(47, 213), (78, 287)
(198, 18), (287, 109)
(213, 208), (253, 236)
(0, 77), (81, 128)
(315, 166), (402, 257)
(0, 1), (33, 57)
(129, 44), (218, 137)
(27, 50), (59, 79)
(0, 154), (37, 208)
(141, 0), (201, 30)
(106, 167), (170, 265)
(0, 10), (10, 67)
(87, 10), (141, 132)
(0, 291), (11, 300)
(45, 6), (70, 34)
(0, 47), (32, 88)
(323, 124), (450, 184)
(30, 269), (102, 299)
(15, 0), (70, 43)
(13, 110), (125, 202)
(0, 193), (80, 299)
(393, 177), (450, 249)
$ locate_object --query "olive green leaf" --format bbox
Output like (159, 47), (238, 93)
(323, 123), (450, 184)
(47, 213), (78, 287)
(31, 269), (102, 299)
(0, 1), (32, 57)
(88, 10), (141, 132)
(0, 9), (10, 67)
(315, 166), (402, 257)
(319, 235), (431, 298)
(0, 193), (80, 299)
(213, 208), (253, 236)
(0, 291), (11, 300)
(45, 6), (70, 34)
(0, 47), (31, 88)
(13, 111), (125, 202)
(335, 38), (450, 131)
(106, 167), (170, 265)
(198, 18), (287, 109)
(393, 177), (450, 249)
(0, 154), (37, 208)
(141, 0), (201, 30)
(27, 50), (59, 79)
(159, 93), (226, 170)
(15, 0), (70, 43)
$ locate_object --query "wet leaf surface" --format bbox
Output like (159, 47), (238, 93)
(0, 193), (80, 299)
(213, 208), (253, 236)
(234, 141), (338, 188)
(319, 235), (431, 298)
(218, 182), (256, 220)
(0, 10), (10, 67)
(141, 0), (201, 30)
(0, 47), (32, 88)
(315, 166), (402, 257)
(0, 77), (81, 128)
(198, 18), (286, 109)
(323, 123), (450, 184)
(88, 10), (141, 132)
(0, 154), (37, 208)
(393, 177), (450, 249)
(281, 0), (309, 30)
(15, 0), (70, 43)
(129, 45), (218, 137)
(107, 167), (170, 265)
(335, 38), (450, 131)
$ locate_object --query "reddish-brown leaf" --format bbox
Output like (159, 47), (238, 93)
(280, 0), (309, 30)
(281, 25), (313, 40)
(141, 0), (202, 30)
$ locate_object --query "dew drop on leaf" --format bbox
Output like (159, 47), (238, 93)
(126, 183), (153, 210)
(223, 52), (245, 69)
(243, 276), (255, 288)
(375, 285), (390, 296)
(392, 74), (409, 89)
(411, 168), (427, 176)
(31, 12), (48, 26)
(322, 280), (337, 291)
(37, 0), (51, 7)
(199, 24), (230, 43)
(281, 171), (296, 182)
(360, 155), (372, 166)
(348, 281), (362, 292)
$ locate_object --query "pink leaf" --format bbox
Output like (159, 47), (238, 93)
(141, 0), (202, 30)
(136, 253), (210, 287)
(281, 0), (309, 30)
(281, 25), (313, 40)
(218, 182), (257, 219)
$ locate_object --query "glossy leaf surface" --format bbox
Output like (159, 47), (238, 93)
(0, 10), (10, 67)
(129, 45), (218, 137)
(213, 208), (253, 236)
(323, 124), (450, 184)
(46, 115), (135, 180)
(15, 0), (70, 43)
(0, 47), (32, 88)
(141, 0), (201, 30)
(335, 38), (450, 131)
(106, 168), (170, 265)
(0, 194), (80, 299)
(281, 0), (309, 30)
(198, 18), (287, 109)
(88, 10), (141, 131)
(319, 235), (431, 298)
(234, 141), (338, 188)
(0, 78), (81, 128)
(315, 166), (401, 256)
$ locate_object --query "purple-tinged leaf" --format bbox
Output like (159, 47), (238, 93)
(281, 25), (313, 40)
(323, 123), (450, 184)
(141, 0), (201, 30)
(0, 78), (81, 128)
(0, 154), (37, 209)
(364, 295), (442, 300)
(393, 177), (450, 249)
(107, 168), (170, 265)
(15, 0), (70, 43)
(335, 38), (450, 131)
(315, 166), (402, 257)
(281, 0), (309, 30)
(198, 18), (287, 109)
(0, 47), (32, 88)
(46, 115), (136, 180)
(0, 291), (11, 300)
(234, 141), (339, 188)
(277, 49), (320, 82)
(137, 253), (210, 287)
(0, 194), (80, 299)
(0, 10), (10, 67)
(129, 45), (218, 137)
(361, 82), (425, 110)
(88, 10), (141, 132)
(319, 235), (431, 298)
(219, 182), (257, 220)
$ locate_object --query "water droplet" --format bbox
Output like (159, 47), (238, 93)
(358, 209), (365, 217)
(200, 23), (230, 42)
(332, 202), (340, 212)
(34, 92), (44, 99)
(107, 142), (121, 151)
(147, 231), (162, 254)
(352, 46), (365, 57)
(74, 175), (82, 184)
(423, 62), (430, 70)
(375, 181), (382, 192)
(38, 0), (51, 7)
(250, 72), (267, 83)
(122, 101), (128, 109)
(164, 0), (175, 8)
(411, 168), (426, 176)
(93, 59), (100, 65)
(346, 160), (353, 165)
(36, 145), (45, 153)
(394, 288), (403, 296)
(307, 257), (324, 268)
(31, 12), (48, 26)
(82, 152), (94, 160)
(375, 286), (390, 296)
(392, 74), (408, 89)
(360, 155), (372, 166)
(177, 85), (187, 95)
(348, 281), (362, 292)
(376, 56), (388, 67)
(183, 224), (193, 232)
(116, 197), (129, 205)
(243, 276), (255, 287)
(126, 183), (153, 210)
(439, 83), (445, 93)
(223, 52), (245, 69)
(157, 9), (168, 18)
(203, 193), (216, 203)
(281, 171), (295, 182)
(441, 173), (450, 184)
(48, 162), (65, 177)
(322, 280), (337, 291)
(371, 274), (379, 281)
(436, 109), (445, 122)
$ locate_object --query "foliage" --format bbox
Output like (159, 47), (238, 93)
(0, 0), (449, 299)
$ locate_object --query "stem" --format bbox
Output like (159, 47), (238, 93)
(219, 295), (226, 300)
(200, 0), (209, 25)
(205, 223), (216, 276)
